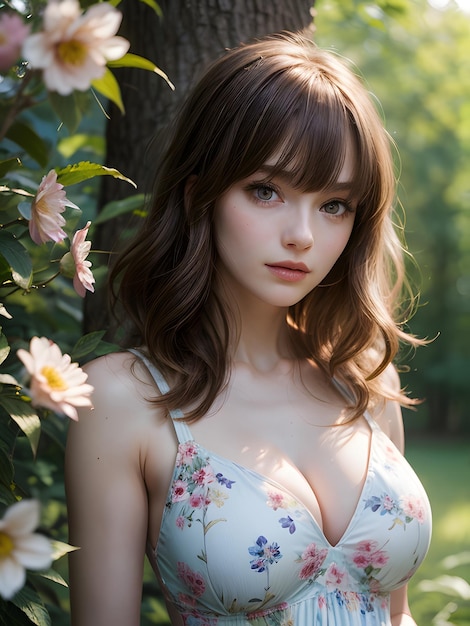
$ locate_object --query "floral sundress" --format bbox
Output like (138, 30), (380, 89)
(133, 352), (432, 626)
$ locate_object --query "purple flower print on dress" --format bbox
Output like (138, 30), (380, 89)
(248, 536), (283, 591)
(249, 536), (283, 572)
(279, 515), (296, 534)
(216, 472), (235, 489)
(298, 542), (328, 580)
(364, 492), (426, 530)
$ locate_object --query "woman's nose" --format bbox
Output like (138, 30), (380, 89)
(282, 210), (314, 250)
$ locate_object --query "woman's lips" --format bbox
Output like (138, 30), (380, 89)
(266, 262), (310, 282)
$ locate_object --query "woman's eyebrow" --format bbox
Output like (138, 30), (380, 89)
(257, 166), (354, 192)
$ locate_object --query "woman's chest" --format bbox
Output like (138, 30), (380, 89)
(171, 376), (374, 547)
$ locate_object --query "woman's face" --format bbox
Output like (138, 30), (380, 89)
(213, 145), (356, 311)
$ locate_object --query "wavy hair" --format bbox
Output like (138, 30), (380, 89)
(110, 31), (422, 421)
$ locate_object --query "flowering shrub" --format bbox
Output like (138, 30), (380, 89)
(0, 1), (171, 623)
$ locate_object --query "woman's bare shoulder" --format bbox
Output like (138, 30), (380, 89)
(71, 350), (165, 442)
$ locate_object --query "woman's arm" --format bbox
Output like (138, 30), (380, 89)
(65, 353), (150, 626)
(390, 585), (417, 625)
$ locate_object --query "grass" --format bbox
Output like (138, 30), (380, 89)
(406, 438), (470, 625)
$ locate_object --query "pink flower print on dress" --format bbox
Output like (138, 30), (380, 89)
(172, 479), (190, 503)
(175, 516), (186, 530)
(177, 562), (206, 597)
(401, 495), (426, 524)
(192, 466), (215, 487)
(325, 562), (348, 591)
(298, 542), (328, 580)
(266, 491), (285, 511)
(189, 492), (211, 509)
(176, 442), (199, 466)
(353, 540), (389, 570)
(177, 592), (197, 608)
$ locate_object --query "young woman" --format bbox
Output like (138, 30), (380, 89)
(65, 32), (431, 626)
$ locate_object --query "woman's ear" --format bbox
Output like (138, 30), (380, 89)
(184, 175), (198, 212)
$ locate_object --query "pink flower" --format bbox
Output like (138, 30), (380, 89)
(266, 491), (285, 511)
(0, 12), (30, 73)
(175, 516), (185, 530)
(176, 562), (206, 597)
(325, 562), (347, 590)
(16, 336), (93, 421)
(70, 221), (95, 297)
(176, 442), (199, 466)
(401, 495), (426, 524)
(0, 500), (53, 600)
(22, 0), (129, 95)
(298, 542), (328, 580)
(177, 592), (196, 607)
(352, 540), (389, 570)
(171, 480), (189, 503)
(192, 466), (215, 487)
(29, 170), (79, 245)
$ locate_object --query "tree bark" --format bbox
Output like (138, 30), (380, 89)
(84, 0), (316, 334)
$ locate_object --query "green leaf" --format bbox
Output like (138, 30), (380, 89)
(57, 133), (105, 160)
(30, 568), (68, 589)
(71, 330), (106, 360)
(91, 68), (125, 114)
(0, 395), (41, 457)
(56, 161), (136, 188)
(50, 539), (79, 560)
(0, 157), (21, 179)
(108, 53), (174, 90)
(10, 585), (51, 626)
(93, 193), (146, 225)
(0, 230), (33, 290)
(138, 0), (162, 16)
(0, 446), (14, 492)
(48, 91), (82, 134)
(5, 121), (49, 168)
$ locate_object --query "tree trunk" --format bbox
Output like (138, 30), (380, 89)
(84, 0), (316, 334)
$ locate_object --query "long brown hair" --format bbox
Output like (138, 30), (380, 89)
(111, 31), (421, 421)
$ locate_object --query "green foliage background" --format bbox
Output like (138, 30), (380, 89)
(315, 0), (470, 435)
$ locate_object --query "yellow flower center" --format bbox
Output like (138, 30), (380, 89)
(57, 39), (88, 66)
(0, 531), (14, 558)
(41, 366), (67, 391)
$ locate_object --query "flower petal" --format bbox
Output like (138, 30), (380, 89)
(13, 534), (53, 570)
(1, 500), (40, 536)
(0, 557), (25, 600)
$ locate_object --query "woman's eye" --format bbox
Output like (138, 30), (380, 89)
(254, 185), (279, 202)
(321, 200), (350, 216)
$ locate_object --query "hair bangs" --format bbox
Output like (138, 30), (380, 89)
(234, 67), (362, 198)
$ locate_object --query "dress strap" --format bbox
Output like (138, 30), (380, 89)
(128, 349), (193, 444)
